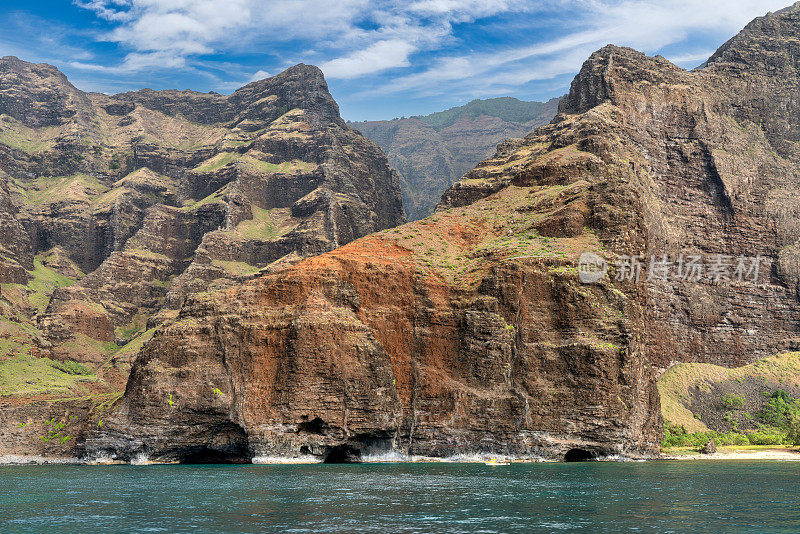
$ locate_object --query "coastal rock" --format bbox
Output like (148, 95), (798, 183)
(86, 3), (800, 462)
(87, 232), (660, 462)
(700, 439), (717, 454)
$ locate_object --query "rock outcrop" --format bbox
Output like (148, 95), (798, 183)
(0, 170), (33, 284)
(85, 3), (800, 463)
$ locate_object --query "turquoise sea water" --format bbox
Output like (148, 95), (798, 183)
(1, 461), (799, 533)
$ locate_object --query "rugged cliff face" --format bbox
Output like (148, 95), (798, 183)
(83, 3), (800, 463)
(0, 170), (33, 284)
(88, 199), (659, 463)
(564, 6), (800, 368)
(0, 59), (404, 458)
(352, 97), (559, 221)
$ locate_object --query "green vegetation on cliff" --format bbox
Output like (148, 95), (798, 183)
(26, 256), (79, 312)
(659, 352), (800, 450)
(0, 354), (96, 396)
(413, 97), (557, 130)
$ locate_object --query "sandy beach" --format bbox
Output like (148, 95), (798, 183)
(663, 447), (800, 461)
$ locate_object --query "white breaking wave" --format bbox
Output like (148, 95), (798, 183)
(130, 453), (152, 465)
(251, 455), (323, 464)
(361, 450), (416, 462)
(363, 450), (552, 463)
(0, 454), (81, 465)
(600, 454), (646, 462)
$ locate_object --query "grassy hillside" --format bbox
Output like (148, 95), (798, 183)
(413, 97), (556, 130)
(658, 352), (800, 449)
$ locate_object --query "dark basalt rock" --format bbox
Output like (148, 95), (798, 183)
(0, 170), (33, 283)
(0, 56), (92, 128)
(700, 439), (717, 455)
(102, 102), (135, 116)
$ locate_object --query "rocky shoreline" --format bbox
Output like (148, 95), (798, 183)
(15, 449), (800, 465)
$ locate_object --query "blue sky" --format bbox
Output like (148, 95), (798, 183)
(0, 1), (793, 121)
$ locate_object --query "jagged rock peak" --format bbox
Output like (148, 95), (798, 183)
(557, 45), (680, 115)
(109, 63), (343, 127)
(1, 55), (64, 75)
(0, 56), (89, 128)
(560, 4), (800, 117)
(231, 63), (343, 127)
(243, 63), (326, 88)
(704, 1), (800, 70)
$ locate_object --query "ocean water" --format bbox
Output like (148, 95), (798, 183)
(2, 461), (799, 533)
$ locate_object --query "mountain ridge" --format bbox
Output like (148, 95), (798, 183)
(0, 57), (405, 458)
(351, 97), (560, 220)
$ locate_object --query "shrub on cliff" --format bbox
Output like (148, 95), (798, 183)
(787, 416), (800, 447)
(50, 359), (93, 376)
(758, 390), (800, 429)
(662, 424), (749, 448)
(745, 428), (787, 446)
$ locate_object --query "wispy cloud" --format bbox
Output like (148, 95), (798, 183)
(72, 0), (376, 72)
(71, 0), (528, 77)
(2, 0), (793, 119)
(668, 50), (716, 67)
(360, 0), (792, 98)
(0, 11), (96, 65)
(321, 40), (417, 78)
(247, 70), (271, 83)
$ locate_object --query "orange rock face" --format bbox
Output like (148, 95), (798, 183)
(89, 180), (661, 461)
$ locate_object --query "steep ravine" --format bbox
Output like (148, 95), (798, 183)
(352, 97), (559, 221)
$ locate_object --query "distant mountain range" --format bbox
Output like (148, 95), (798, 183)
(350, 96), (560, 220)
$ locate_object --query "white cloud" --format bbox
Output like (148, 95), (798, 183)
(74, 0), (376, 72)
(73, 0), (523, 78)
(70, 0), (795, 101)
(366, 0), (792, 97)
(320, 39), (416, 78)
(247, 70), (271, 83)
(668, 50), (716, 67)
(406, 0), (526, 19)
(70, 50), (188, 73)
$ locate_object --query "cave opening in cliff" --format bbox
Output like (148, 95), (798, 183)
(176, 423), (252, 464)
(323, 444), (362, 463)
(564, 448), (597, 462)
(297, 417), (328, 434)
(179, 446), (251, 464)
